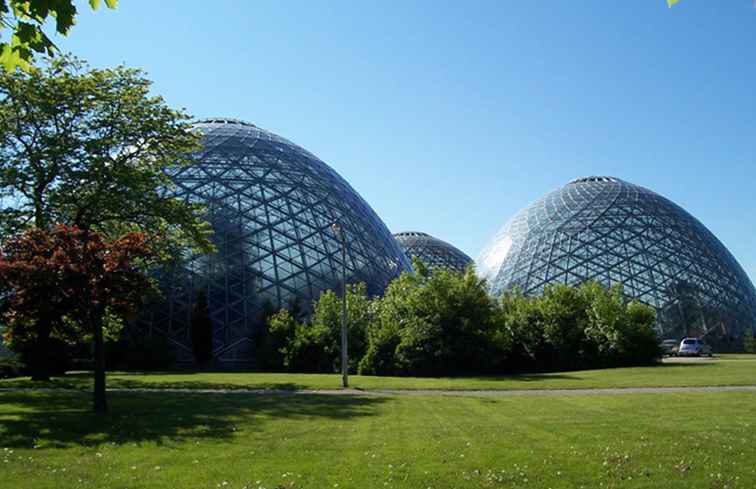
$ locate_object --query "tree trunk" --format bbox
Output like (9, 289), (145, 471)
(93, 319), (108, 414)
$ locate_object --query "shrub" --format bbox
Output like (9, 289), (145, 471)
(493, 282), (660, 373)
(744, 329), (756, 353)
(272, 271), (661, 376)
(271, 283), (373, 373)
(359, 266), (498, 376)
(0, 355), (24, 379)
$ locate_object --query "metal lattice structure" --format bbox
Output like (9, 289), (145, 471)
(394, 231), (473, 273)
(477, 176), (756, 346)
(143, 118), (411, 367)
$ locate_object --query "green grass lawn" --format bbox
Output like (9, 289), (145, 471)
(0, 390), (754, 488)
(2, 354), (756, 392)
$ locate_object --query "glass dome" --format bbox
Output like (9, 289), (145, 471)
(143, 118), (411, 366)
(477, 176), (756, 348)
(394, 231), (473, 273)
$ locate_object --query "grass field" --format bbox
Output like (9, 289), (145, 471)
(2, 354), (755, 392)
(0, 390), (754, 488)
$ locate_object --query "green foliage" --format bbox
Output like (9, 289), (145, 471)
(0, 0), (117, 71)
(581, 283), (661, 366)
(262, 274), (660, 377)
(190, 292), (213, 368)
(744, 329), (756, 353)
(497, 285), (594, 371)
(495, 282), (661, 372)
(252, 300), (286, 371)
(0, 353), (23, 378)
(262, 308), (299, 370)
(0, 55), (213, 257)
(360, 267), (498, 376)
(263, 283), (373, 373)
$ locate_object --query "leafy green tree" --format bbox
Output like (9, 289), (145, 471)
(358, 272), (420, 376)
(0, 56), (212, 412)
(0, 0), (117, 71)
(0, 55), (212, 250)
(493, 282), (660, 373)
(258, 307), (297, 370)
(360, 266), (497, 376)
(273, 283), (373, 373)
(618, 301), (661, 365)
(532, 284), (592, 370)
(493, 288), (544, 369)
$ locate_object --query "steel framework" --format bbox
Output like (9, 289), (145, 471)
(477, 176), (756, 346)
(395, 231), (473, 273)
(142, 119), (410, 366)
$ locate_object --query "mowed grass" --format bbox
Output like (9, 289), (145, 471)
(0, 390), (754, 488)
(2, 354), (756, 392)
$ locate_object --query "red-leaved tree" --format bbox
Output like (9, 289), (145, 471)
(0, 225), (155, 412)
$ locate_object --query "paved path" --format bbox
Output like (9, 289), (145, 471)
(2, 385), (756, 397)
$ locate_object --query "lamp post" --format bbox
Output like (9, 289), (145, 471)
(330, 222), (348, 388)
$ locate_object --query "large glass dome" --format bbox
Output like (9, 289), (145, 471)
(394, 231), (473, 273)
(144, 118), (411, 366)
(477, 176), (756, 347)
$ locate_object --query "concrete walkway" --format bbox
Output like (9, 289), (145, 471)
(2, 385), (756, 397)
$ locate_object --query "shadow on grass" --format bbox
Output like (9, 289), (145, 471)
(0, 391), (386, 449)
(107, 379), (309, 391)
(0, 372), (312, 391)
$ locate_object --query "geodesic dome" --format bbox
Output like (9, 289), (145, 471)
(477, 176), (756, 347)
(394, 231), (473, 273)
(143, 118), (411, 366)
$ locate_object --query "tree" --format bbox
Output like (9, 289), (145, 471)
(263, 308), (299, 370)
(271, 283), (373, 373)
(0, 225), (155, 412)
(0, 54), (212, 359)
(359, 266), (497, 376)
(491, 282), (660, 373)
(190, 292), (213, 368)
(0, 55), (212, 248)
(0, 56), (212, 413)
(0, 0), (117, 71)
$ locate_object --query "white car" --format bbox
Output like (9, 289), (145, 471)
(660, 339), (679, 356)
(677, 338), (712, 357)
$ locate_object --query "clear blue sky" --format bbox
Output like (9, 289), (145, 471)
(56, 0), (756, 282)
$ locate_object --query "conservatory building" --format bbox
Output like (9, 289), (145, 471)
(477, 176), (756, 349)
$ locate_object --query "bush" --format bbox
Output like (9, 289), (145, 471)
(744, 329), (756, 353)
(0, 355), (24, 378)
(265, 283), (373, 373)
(267, 267), (661, 377)
(359, 267), (498, 376)
(495, 282), (660, 372)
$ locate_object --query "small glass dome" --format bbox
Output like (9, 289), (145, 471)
(395, 231), (473, 273)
